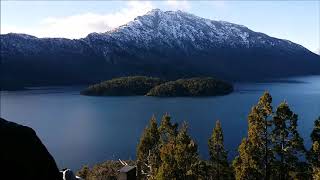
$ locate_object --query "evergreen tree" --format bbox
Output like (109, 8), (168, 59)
(311, 141), (320, 180)
(156, 138), (178, 180)
(158, 113), (178, 144)
(77, 165), (90, 179)
(309, 117), (320, 179)
(271, 102), (306, 180)
(233, 92), (273, 180)
(233, 139), (261, 180)
(156, 122), (200, 179)
(311, 117), (320, 146)
(155, 113), (178, 179)
(136, 115), (160, 179)
(257, 92), (273, 179)
(313, 168), (320, 180)
(175, 122), (200, 179)
(208, 120), (232, 179)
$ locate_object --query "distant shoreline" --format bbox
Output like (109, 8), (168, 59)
(2, 75), (318, 92)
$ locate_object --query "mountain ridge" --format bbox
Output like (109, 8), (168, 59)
(1, 9), (319, 88)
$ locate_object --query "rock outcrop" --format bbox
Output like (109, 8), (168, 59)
(0, 118), (62, 180)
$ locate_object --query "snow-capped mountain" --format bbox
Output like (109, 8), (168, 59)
(86, 9), (305, 53)
(1, 9), (319, 87)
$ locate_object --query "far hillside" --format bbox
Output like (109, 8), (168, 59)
(2, 9), (319, 88)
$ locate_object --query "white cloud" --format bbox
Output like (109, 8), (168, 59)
(165, 0), (191, 11)
(2, 1), (154, 39)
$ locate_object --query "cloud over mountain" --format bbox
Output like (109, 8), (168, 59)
(2, 1), (154, 39)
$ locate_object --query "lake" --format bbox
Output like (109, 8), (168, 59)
(1, 76), (319, 171)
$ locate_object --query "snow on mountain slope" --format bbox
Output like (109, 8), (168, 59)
(85, 9), (307, 57)
(1, 9), (319, 87)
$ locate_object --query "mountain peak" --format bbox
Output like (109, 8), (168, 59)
(146, 8), (162, 14)
(2, 8), (318, 86)
(3, 33), (37, 39)
(102, 8), (311, 53)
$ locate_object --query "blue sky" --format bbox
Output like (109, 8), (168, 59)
(1, 1), (319, 53)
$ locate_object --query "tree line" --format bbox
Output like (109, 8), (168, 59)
(146, 77), (233, 97)
(136, 92), (320, 180)
(80, 76), (233, 97)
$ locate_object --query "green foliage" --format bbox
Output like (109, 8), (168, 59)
(136, 115), (161, 179)
(271, 102), (306, 179)
(158, 114), (178, 143)
(81, 76), (164, 96)
(311, 117), (320, 146)
(232, 139), (262, 180)
(146, 77), (233, 97)
(76, 165), (89, 179)
(81, 76), (233, 97)
(313, 167), (320, 180)
(233, 92), (273, 180)
(156, 122), (200, 180)
(208, 120), (233, 179)
(77, 92), (319, 180)
(310, 117), (320, 179)
(156, 138), (178, 180)
(76, 160), (135, 180)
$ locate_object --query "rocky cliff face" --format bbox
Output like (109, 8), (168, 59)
(0, 118), (62, 180)
(1, 9), (319, 88)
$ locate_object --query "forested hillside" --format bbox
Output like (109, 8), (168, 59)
(1, 9), (319, 89)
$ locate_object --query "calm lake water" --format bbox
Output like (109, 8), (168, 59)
(1, 76), (320, 170)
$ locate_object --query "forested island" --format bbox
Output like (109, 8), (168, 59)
(146, 77), (233, 97)
(80, 76), (164, 96)
(76, 92), (320, 180)
(81, 76), (233, 97)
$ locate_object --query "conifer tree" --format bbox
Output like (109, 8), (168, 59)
(309, 117), (320, 179)
(158, 113), (178, 143)
(156, 122), (200, 179)
(311, 141), (320, 179)
(77, 165), (90, 179)
(155, 113), (178, 179)
(175, 122), (200, 179)
(257, 92), (273, 179)
(208, 120), (232, 179)
(311, 117), (320, 146)
(136, 115), (160, 179)
(156, 138), (178, 180)
(271, 102), (306, 180)
(233, 92), (273, 180)
(233, 138), (261, 180)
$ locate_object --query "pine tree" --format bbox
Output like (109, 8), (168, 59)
(156, 122), (200, 179)
(136, 115), (160, 179)
(208, 120), (232, 179)
(156, 138), (178, 180)
(155, 113), (178, 179)
(313, 168), (320, 180)
(311, 141), (320, 179)
(158, 113), (178, 144)
(311, 117), (320, 146)
(233, 92), (273, 180)
(233, 138), (261, 180)
(175, 122), (200, 179)
(257, 92), (273, 179)
(271, 102), (306, 180)
(77, 165), (90, 179)
(309, 117), (320, 179)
